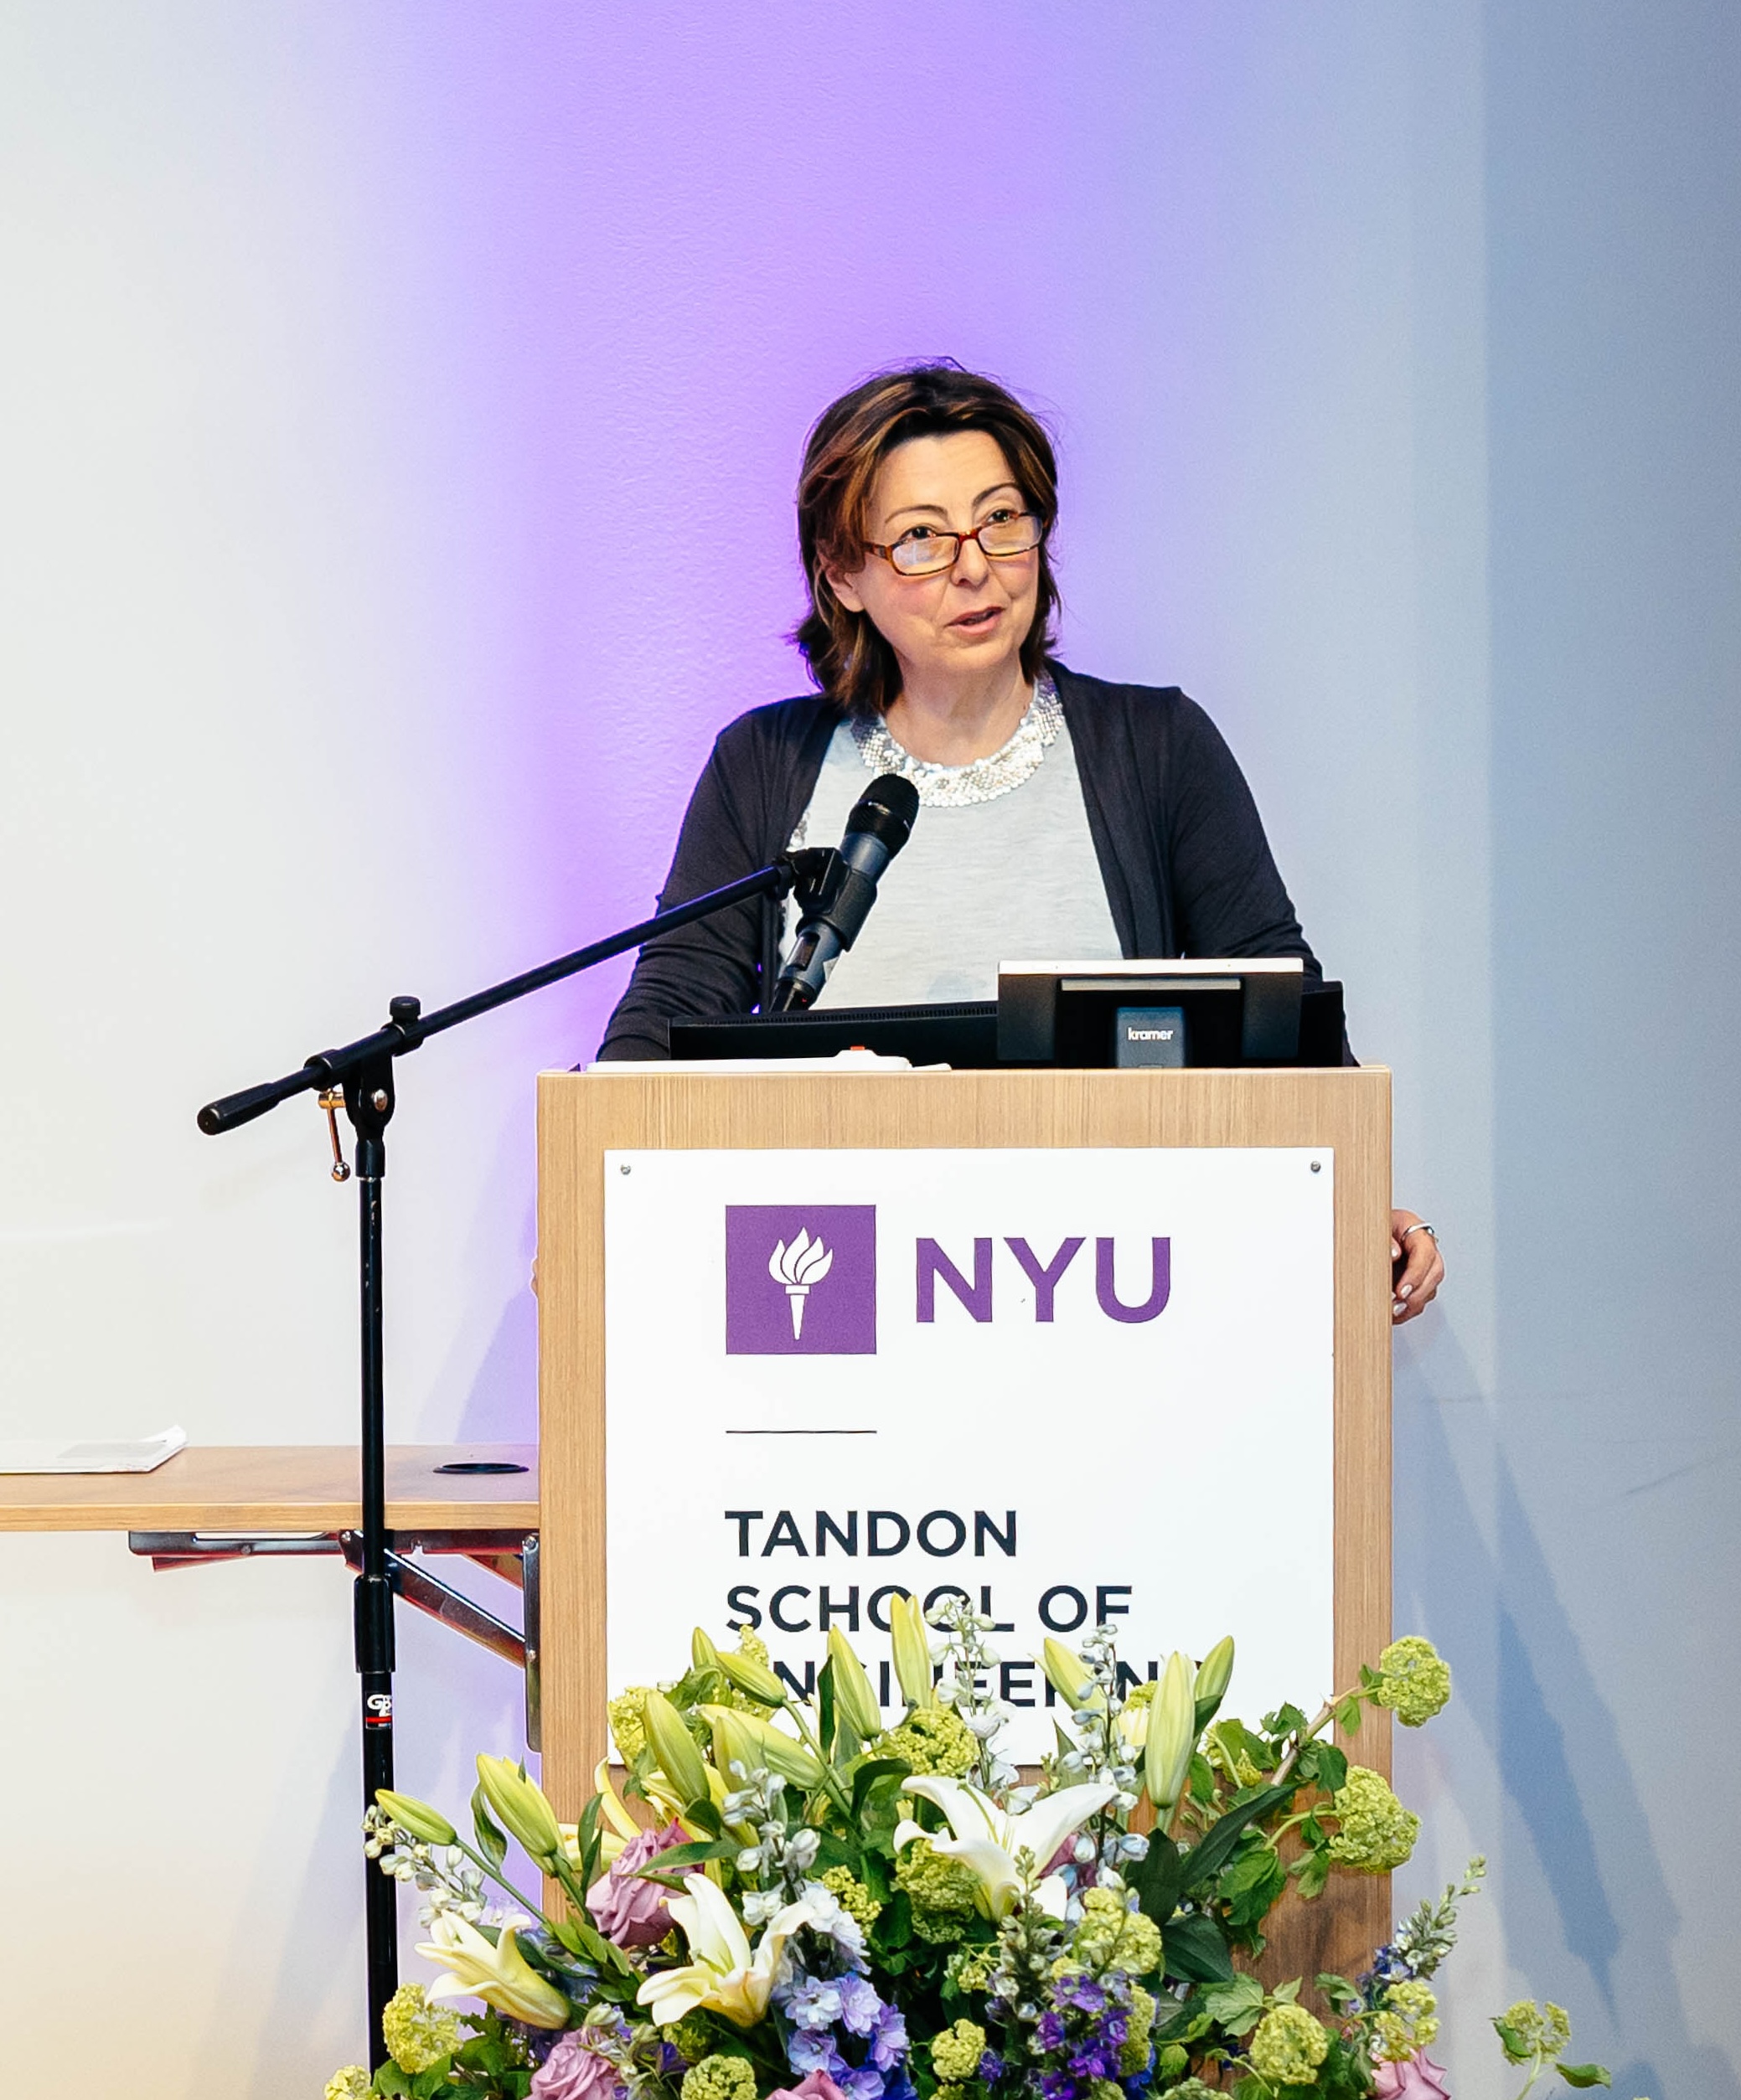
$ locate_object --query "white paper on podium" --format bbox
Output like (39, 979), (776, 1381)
(604, 1148), (1333, 1761)
(0, 1425), (187, 1474)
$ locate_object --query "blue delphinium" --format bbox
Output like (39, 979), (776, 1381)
(1031, 1965), (1150, 2100)
(773, 1884), (912, 2100)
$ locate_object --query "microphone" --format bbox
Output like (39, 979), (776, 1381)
(769, 772), (921, 1011)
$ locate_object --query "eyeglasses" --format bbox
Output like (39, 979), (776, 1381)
(864, 509), (1045, 579)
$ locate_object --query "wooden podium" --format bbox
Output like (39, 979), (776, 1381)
(536, 1064), (1392, 1978)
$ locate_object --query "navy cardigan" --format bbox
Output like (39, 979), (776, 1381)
(597, 663), (1326, 1060)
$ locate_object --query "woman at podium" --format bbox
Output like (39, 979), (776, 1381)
(598, 363), (1443, 1323)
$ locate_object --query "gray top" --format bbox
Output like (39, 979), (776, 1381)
(785, 676), (1121, 1008)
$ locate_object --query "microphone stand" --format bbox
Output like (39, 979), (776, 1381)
(197, 849), (834, 2066)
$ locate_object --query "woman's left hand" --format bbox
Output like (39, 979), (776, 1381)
(1391, 1210), (1444, 1324)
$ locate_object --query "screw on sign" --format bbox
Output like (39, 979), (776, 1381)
(767, 1229), (834, 1339)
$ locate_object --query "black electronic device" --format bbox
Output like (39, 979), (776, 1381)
(669, 970), (1346, 1069)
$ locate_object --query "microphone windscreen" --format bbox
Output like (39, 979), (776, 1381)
(850, 772), (921, 856)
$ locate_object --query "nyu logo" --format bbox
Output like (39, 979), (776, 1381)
(724, 1210), (1172, 1353)
(726, 1205), (878, 1356)
(917, 1237), (1171, 1324)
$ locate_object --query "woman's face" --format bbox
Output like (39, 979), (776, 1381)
(828, 430), (1040, 690)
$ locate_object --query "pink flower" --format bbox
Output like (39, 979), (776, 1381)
(530, 2031), (628, 2100)
(767, 2077), (849, 2100)
(1374, 2051), (1452, 2099)
(585, 1819), (687, 1948)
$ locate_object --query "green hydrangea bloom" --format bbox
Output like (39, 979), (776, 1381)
(1162, 2081), (1219, 2099)
(931, 2019), (989, 2081)
(945, 1943), (1000, 1994)
(380, 1982), (462, 2074)
(1326, 1766), (1420, 1871)
(876, 1708), (978, 1777)
(609, 1685), (654, 1762)
(664, 2014), (713, 2066)
(821, 1865), (883, 1927)
(1120, 1985), (1157, 2076)
(323, 2072), (372, 2100)
(1373, 1637), (1453, 1727)
(1374, 1979), (1440, 2061)
(1501, 2000), (1572, 2057)
(1068, 1887), (1164, 1977)
(1248, 2003), (1331, 2085)
(896, 1838), (982, 1937)
(681, 2054), (757, 2100)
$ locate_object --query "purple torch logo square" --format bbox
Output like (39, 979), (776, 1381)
(725, 1205), (877, 1355)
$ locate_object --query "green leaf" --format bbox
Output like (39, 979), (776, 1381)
(1162, 1912), (1235, 1983)
(1558, 2066), (1613, 2089)
(819, 1655), (839, 1757)
(1291, 1847), (1331, 1899)
(681, 1798), (724, 1838)
(851, 1758), (910, 1820)
(375, 2066), (412, 2097)
(1180, 1783), (1296, 1892)
(574, 1793), (603, 1893)
(470, 1782), (508, 1872)
(633, 1836), (740, 1875)
(1220, 1839), (1289, 1932)
(1493, 2019), (1533, 2063)
(1129, 1833), (1187, 1924)
(1199, 1972), (1265, 2035)
(1316, 1972), (1359, 2006)
(1335, 1695), (1364, 1735)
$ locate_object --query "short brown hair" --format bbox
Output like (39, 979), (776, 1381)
(793, 363), (1060, 717)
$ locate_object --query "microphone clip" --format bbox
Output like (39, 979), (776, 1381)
(784, 846), (880, 953)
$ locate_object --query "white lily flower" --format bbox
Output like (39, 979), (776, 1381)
(894, 1774), (1117, 1921)
(636, 1871), (807, 2028)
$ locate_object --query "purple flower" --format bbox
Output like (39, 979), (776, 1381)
(836, 1975), (883, 2040)
(866, 2002), (908, 2072)
(767, 2077), (850, 2100)
(782, 1976), (848, 2031)
(583, 1819), (687, 1949)
(1373, 2053), (1453, 2099)
(788, 2030), (849, 2079)
(530, 2032), (628, 2100)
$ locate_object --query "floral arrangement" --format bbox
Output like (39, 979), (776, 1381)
(326, 1602), (1631, 2100)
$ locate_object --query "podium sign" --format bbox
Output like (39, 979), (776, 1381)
(604, 1145), (1333, 1760)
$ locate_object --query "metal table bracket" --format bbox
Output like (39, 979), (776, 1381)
(127, 1525), (543, 1750)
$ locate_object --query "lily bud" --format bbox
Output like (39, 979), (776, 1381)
(890, 1591), (936, 1710)
(643, 1690), (711, 1810)
(716, 1648), (788, 1708)
(1194, 1635), (1236, 1723)
(1041, 1638), (1102, 1710)
(375, 1788), (457, 1846)
(827, 1627), (883, 1742)
(700, 1703), (760, 1779)
(474, 1755), (564, 1865)
(731, 1708), (825, 1789)
(691, 1628), (723, 1674)
(1145, 1651), (1198, 1811)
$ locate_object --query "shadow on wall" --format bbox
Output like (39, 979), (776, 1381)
(1396, 1343), (1734, 2100)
